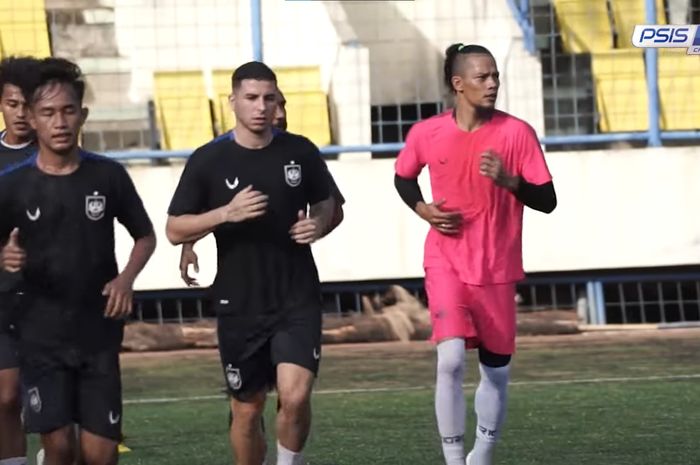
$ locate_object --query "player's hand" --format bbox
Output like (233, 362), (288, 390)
(289, 210), (322, 244)
(102, 274), (134, 319)
(179, 244), (200, 287)
(1, 228), (26, 273)
(479, 150), (518, 190)
(416, 200), (463, 235)
(222, 185), (269, 223)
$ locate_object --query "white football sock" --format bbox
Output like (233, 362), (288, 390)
(471, 363), (510, 465)
(276, 441), (304, 465)
(435, 338), (467, 465)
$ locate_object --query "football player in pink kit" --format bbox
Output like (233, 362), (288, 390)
(394, 44), (557, 465)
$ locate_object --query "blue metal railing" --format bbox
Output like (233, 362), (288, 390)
(506, 0), (536, 54)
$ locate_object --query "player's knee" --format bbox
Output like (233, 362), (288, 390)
(81, 448), (118, 465)
(231, 395), (266, 426)
(278, 386), (311, 415)
(42, 431), (76, 465)
(478, 347), (511, 368)
(436, 339), (465, 376)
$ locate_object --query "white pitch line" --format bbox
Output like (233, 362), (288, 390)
(123, 373), (700, 406)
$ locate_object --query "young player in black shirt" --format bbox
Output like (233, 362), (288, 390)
(0, 58), (156, 465)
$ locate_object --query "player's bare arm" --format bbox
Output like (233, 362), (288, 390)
(179, 241), (199, 287)
(103, 231), (156, 319)
(166, 185), (269, 245)
(290, 196), (335, 244)
(479, 150), (557, 213)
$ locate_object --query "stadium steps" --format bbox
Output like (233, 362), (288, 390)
(658, 49), (700, 130)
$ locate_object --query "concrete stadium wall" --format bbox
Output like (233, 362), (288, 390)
(117, 146), (700, 291)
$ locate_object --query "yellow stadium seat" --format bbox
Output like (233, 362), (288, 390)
(275, 66), (322, 93)
(610, 0), (666, 49)
(591, 49), (648, 132)
(153, 71), (213, 150)
(658, 50), (700, 131)
(552, 0), (613, 53)
(212, 70), (236, 134)
(0, 0), (51, 57)
(285, 91), (331, 147)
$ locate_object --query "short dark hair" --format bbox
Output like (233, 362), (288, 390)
(443, 43), (494, 92)
(231, 61), (277, 90)
(21, 57), (86, 106)
(0, 56), (41, 96)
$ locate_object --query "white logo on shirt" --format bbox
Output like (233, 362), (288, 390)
(108, 411), (121, 425)
(225, 177), (239, 190)
(26, 207), (40, 221)
(85, 191), (106, 221)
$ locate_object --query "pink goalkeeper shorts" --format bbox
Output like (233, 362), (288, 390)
(425, 266), (517, 355)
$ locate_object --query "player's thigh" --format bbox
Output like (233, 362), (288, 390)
(270, 308), (321, 377)
(20, 349), (75, 435)
(0, 332), (20, 408)
(78, 350), (122, 442)
(425, 267), (474, 343)
(469, 283), (517, 355)
(79, 428), (118, 465)
(218, 318), (276, 402)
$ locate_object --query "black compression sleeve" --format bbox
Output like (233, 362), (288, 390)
(513, 179), (557, 213)
(394, 174), (424, 211)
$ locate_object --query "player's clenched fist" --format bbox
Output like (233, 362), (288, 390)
(221, 185), (269, 223)
(1, 227), (26, 273)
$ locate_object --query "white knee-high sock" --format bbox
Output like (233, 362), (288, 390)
(0, 458), (28, 465)
(435, 339), (467, 465)
(277, 441), (304, 465)
(471, 363), (510, 465)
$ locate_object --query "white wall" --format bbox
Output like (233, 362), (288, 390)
(116, 146), (700, 291)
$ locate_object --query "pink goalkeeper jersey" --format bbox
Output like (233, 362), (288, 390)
(395, 110), (552, 285)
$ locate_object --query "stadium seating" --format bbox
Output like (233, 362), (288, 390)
(591, 49), (648, 132)
(658, 50), (700, 131)
(212, 70), (236, 135)
(551, 0), (613, 53)
(0, 0), (51, 58)
(610, 0), (666, 49)
(153, 71), (213, 150)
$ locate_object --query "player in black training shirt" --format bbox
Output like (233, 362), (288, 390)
(167, 62), (336, 465)
(178, 87), (345, 285)
(0, 55), (39, 465)
(0, 58), (156, 465)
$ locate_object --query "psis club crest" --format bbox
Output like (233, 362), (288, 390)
(85, 191), (106, 221)
(225, 364), (242, 391)
(284, 161), (302, 187)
